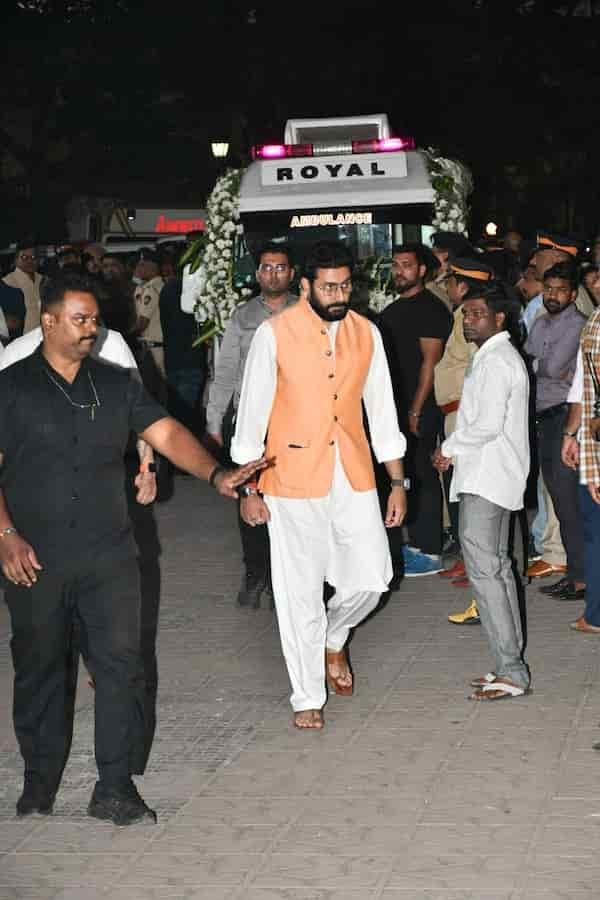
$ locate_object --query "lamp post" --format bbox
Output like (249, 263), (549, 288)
(211, 142), (230, 160)
(211, 141), (230, 182)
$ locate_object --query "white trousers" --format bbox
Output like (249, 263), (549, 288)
(265, 455), (392, 711)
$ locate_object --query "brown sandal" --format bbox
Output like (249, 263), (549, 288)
(325, 648), (353, 696)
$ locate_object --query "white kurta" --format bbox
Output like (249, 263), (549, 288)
(232, 316), (406, 711)
(0, 325), (137, 372)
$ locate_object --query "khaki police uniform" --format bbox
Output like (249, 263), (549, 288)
(134, 276), (165, 376)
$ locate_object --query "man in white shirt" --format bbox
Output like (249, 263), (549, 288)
(3, 243), (44, 334)
(433, 285), (531, 700)
(231, 242), (407, 730)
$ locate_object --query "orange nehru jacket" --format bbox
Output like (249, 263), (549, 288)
(259, 298), (376, 499)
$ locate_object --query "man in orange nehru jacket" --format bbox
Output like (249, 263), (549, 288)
(231, 242), (407, 730)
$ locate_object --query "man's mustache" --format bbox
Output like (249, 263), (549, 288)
(80, 335), (97, 343)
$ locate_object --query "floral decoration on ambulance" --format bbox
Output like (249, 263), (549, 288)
(423, 149), (473, 235)
(182, 167), (251, 344)
(355, 255), (394, 314)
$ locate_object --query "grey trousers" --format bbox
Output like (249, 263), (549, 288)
(459, 493), (530, 690)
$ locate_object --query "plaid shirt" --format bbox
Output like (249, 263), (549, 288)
(579, 308), (600, 486)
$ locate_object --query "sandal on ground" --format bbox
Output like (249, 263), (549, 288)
(469, 672), (497, 687)
(325, 647), (353, 696)
(469, 677), (530, 701)
(293, 709), (324, 729)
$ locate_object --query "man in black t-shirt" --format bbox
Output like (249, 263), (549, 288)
(379, 243), (452, 576)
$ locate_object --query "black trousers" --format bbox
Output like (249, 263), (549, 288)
(125, 459), (161, 774)
(403, 405), (444, 556)
(537, 407), (584, 583)
(238, 512), (271, 581)
(5, 555), (145, 792)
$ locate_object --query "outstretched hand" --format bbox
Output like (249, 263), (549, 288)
(214, 458), (268, 498)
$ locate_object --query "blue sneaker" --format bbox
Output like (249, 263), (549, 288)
(401, 545), (421, 562)
(403, 549), (444, 577)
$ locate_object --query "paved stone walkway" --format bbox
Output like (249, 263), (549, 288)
(1, 479), (600, 899)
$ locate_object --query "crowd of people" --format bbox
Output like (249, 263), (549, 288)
(2, 224), (600, 821)
(0, 239), (208, 436)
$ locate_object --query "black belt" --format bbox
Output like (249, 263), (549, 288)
(536, 402), (567, 423)
(140, 340), (164, 348)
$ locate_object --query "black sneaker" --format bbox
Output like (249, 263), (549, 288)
(16, 773), (55, 817)
(88, 780), (157, 826)
(539, 576), (571, 596)
(236, 573), (266, 609)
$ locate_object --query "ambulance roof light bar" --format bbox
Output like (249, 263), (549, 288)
(251, 136), (415, 161)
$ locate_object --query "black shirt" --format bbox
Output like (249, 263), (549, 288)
(378, 288), (452, 416)
(0, 347), (166, 572)
(159, 278), (206, 374)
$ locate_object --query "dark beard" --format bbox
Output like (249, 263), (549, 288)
(543, 300), (563, 315)
(309, 295), (349, 322)
(393, 276), (421, 295)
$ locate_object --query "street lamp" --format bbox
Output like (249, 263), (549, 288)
(485, 221), (498, 237)
(211, 142), (229, 160)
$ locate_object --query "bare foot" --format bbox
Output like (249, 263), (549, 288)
(294, 709), (324, 729)
(326, 648), (353, 693)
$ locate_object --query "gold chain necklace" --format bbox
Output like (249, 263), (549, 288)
(43, 368), (101, 421)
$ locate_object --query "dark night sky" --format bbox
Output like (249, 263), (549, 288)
(2, 0), (600, 239)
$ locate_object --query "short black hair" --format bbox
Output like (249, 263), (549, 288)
(41, 273), (99, 314)
(465, 282), (522, 339)
(256, 242), (293, 268)
(463, 277), (500, 300)
(15, 239), (37, 253)
(303, 241), (354, 282)
(543, 261), (579, 291)
(392, 242), (429, 270)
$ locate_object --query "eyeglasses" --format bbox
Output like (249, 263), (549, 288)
(18, 253), (37, 261)
(462, 309), (491, 321)
(258, 263), (289, 274)
(316, 280), (353, 297)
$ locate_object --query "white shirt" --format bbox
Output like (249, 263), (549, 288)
(442, 331), (530, 511)
(0, 326), (137, 371)
(231, 318), (406, 465)
(568, 346), (584, 404)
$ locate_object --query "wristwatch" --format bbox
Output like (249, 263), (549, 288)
(237, 485), (259, 498)
(391, 478), (411, 490)
(562, 430), (578, 438)
(139, 462), (157, 473)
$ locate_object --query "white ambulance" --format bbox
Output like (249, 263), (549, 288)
(235, 112), (436, 278)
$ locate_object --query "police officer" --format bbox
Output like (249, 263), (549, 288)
(133, 249), (165, 388)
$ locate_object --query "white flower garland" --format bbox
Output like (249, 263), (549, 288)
(191, 167), (251, 341)
(422, 148), (473, 235)
(186, 152), (472, 330)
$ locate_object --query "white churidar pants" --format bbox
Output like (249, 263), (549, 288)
(265, 453), (392, 711)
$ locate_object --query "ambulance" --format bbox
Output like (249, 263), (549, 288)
(235, 112), (436, 279)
